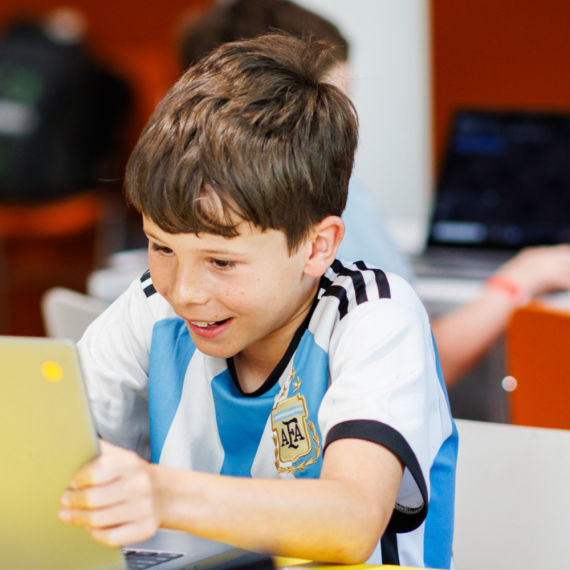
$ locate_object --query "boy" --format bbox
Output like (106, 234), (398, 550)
(60, 34), (457, 568)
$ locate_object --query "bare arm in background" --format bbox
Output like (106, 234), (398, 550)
(432, 245), (570, 386)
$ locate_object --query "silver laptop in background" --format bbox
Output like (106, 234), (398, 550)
(414, 110), (570, 279)
(0, 336), (270, 570)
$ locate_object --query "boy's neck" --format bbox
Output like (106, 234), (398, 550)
(232, 282), (319, 394)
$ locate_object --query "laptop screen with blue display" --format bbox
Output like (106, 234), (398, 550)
(428, 110), (570, 250)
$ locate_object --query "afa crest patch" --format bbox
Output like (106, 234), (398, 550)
(271, 393), (321, 474)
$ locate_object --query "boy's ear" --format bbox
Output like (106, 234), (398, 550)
(303, 216), (345, 278)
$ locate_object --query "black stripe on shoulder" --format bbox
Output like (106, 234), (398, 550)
(144, 283), (157, 298)
(381, 532), (400, 565)
(354, 261), (391, 299)
(324, 419), (427, 533)
(331, 260), (368, 305)
(140, 269), (156, 297)
(322, 285), (349, 319)
(320, 275), (333, 291)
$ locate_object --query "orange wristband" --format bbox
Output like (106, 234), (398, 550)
(486, 276), (530, 306)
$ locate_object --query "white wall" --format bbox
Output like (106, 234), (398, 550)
(297, 0), (432, 246)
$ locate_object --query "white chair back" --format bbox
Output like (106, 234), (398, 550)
(454, 419), (570, 570)
(41, 287), (109, 343)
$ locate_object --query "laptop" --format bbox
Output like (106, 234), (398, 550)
(414, 109), (570, 279)
(0, 336), (273, 570)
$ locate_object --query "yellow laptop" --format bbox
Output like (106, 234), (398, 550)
(0, 336), (269, 570)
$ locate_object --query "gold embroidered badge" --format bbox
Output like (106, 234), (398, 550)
(271, 393), (321, 474)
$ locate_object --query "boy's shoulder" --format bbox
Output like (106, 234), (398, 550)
(307, 259), (430, 360)
(317, 259), (425, 322)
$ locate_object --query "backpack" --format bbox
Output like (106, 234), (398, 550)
(0, 22), (130, 201)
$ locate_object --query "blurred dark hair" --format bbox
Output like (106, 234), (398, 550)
(126, 34), (358, 252)
(179, 0), (349, 71)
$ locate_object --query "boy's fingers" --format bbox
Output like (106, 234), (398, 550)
(88, 519), (159, 548)
(61, 478), (126, 509)
(59, 498), (155, 530)
(71, 459), (121, 489)
(71, 444), (139, 488)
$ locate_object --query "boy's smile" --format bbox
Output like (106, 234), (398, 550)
(143, 216), (321, 390)
(186, 316), (233, 339)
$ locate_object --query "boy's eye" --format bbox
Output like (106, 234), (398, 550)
(210, 258), (235, 269)
(151, 242), (173, 255)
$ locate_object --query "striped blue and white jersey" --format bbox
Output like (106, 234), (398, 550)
(78, 259), (457, 569)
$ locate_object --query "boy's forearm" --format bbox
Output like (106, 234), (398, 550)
(152, 440), (402, 564)
(154, 467), (383, 563)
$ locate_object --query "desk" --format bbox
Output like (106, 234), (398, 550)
(414, 277), (483, 317)
(274, 558), (430, 570)
(415, 276), (570, 317)
(88, 249), (150, 302)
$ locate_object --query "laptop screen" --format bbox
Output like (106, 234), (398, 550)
(428, 110), (570, 250)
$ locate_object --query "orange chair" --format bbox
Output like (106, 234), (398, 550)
(0, 191), (111, 336)
(0, 191), (106, 238)
(506, 302), (570, 430)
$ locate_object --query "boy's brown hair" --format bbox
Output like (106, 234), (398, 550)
(125, 33), (358, 252)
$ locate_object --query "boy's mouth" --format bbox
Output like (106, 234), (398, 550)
(189, 318), (231, 328)
(186, 317), (233, 339)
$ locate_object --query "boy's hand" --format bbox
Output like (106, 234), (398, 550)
(59, 440), (163, 546)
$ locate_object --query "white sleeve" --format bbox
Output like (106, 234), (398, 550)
(319, 293), (440, 532)
(77, 278), (155, 460)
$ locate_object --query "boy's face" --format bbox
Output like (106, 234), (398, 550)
(143, 216), (319, 361)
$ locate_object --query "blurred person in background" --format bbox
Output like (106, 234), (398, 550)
(176, 0), (570, 387)
(0, 7), (131, 202)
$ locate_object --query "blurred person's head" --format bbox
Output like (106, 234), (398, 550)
(178, 0), (350, 93)
(43, 7), (88, 45)
(126, 33), (358, 253)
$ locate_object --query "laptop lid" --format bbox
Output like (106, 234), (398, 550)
(0, 336), (264, 570)
(427, 109), (570, 252)
(0, 336), (125, 570)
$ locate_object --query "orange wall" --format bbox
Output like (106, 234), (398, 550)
(432, 0), (570, 170)
(0, 0), (211, 51)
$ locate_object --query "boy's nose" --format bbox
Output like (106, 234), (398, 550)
(168, 268), (209, 307)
